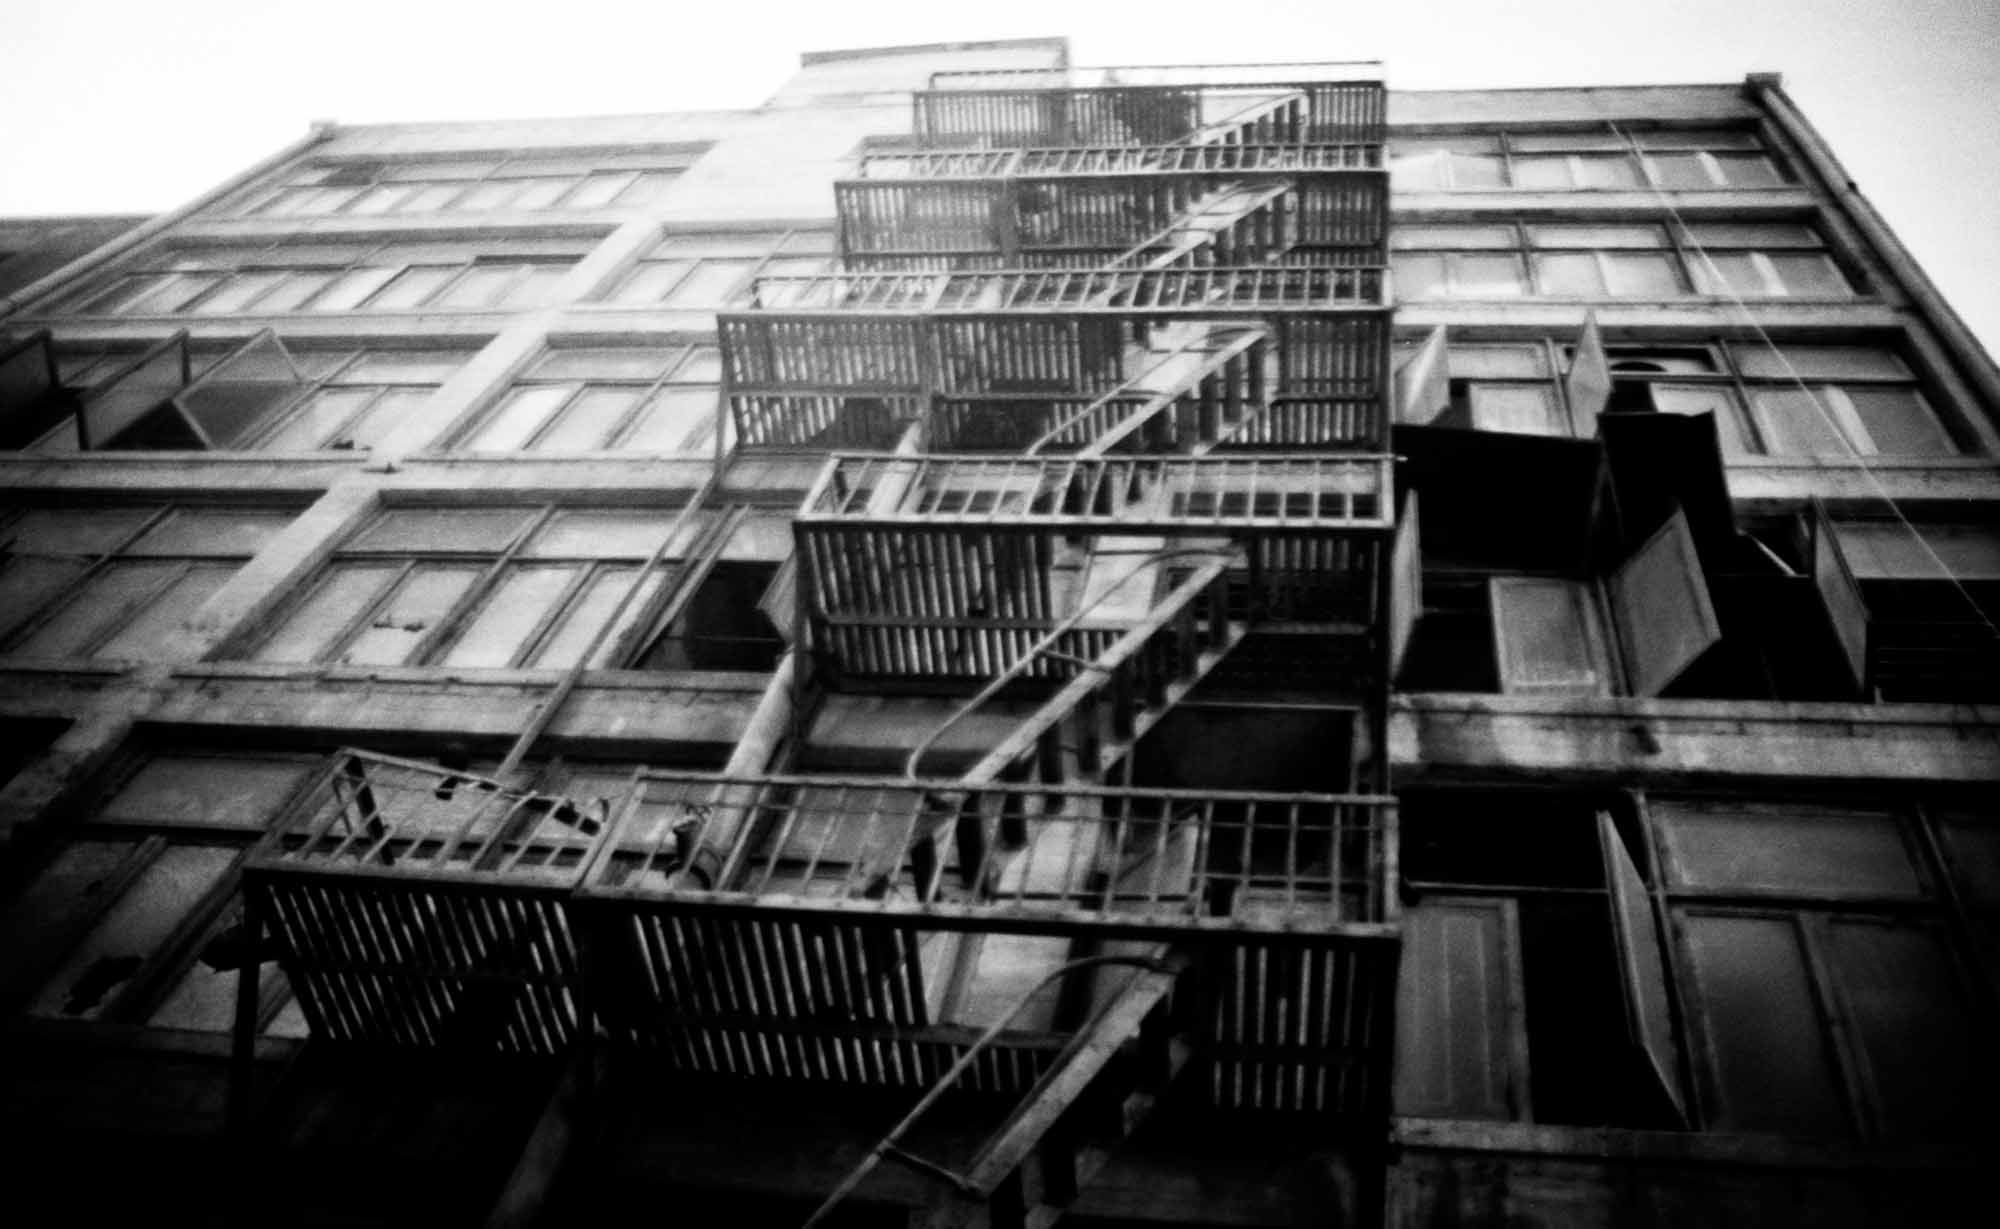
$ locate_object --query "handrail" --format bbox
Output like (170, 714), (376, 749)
(903, 548), (1234, 781)
(1024, 324), (1266, 456)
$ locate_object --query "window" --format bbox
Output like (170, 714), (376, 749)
(1827, 519), (2000, 701)
(1656, 799), (1991, 1140)
(455, 344), (721, 453)
(67, 239), (593, 317)
(1404, 509), (1721, 699)
(0, 505), (292, 661)
(247, 504), (711, 670)
(1402, 330), (1962, 459)
(2, 750), (321, 1034)
(1391, 220), (1850, 302)
(233, 153), (693, 218)
(28, 340), (473, 454)
(1395, 791), (1998, 1141)
(599, 230), (833, 308)
(1390, 126), (1783, 193)
(1394, 794), (1685, 1128)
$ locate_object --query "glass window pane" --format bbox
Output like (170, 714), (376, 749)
(1391, 254), (1446, 300)
(0, 556), (91, 637)
(0, 839), (139, 990)
(665, 259), (756, 304)
(1645, 153), (1716, 189)
(500, 264), (569, 308)
(1390, 150), (1447, 191)
(1641, 129), (1762, 150)
(1733, 345), (1910, 380)
(348, 508), (535, 552)
(1652, 383), (1751, 456)
(1392, 225), (1517, 250)
(1449, 153), (1505, 188)
(190, 271), (286, 315)
(1767, 253), (1850, 297)
(257, 387), (376, 451)
(6, 507), (157, 554)
(454, 181), (521, 212)
(1690, 252), (1765, 296)
(1654, 804), (1925, 897)
(1846, 387), (1955, 456)
(1937, 813), (2000, 905)
(1603, 252), (1683, 297)
(532, 567), (670, 668)
(345, 185), (411, 216)
(93, 563), (235, 659)
(1511, 131), (1627, 152)
(1534, 252), (1604, 296)
(1748, 388), (1860, 456)
(1469, 385), (1563, 436)
(465, 385), (574, 451)
(565, 173), (635, 209)
(337, 565), (482, 665)
(438, 565), (582, 667)
(618, 388), (715, 451)
(308, 266), (401, 312)
(618, 170), (678, 205)
(526, 510), (690, 558)
(1572, 155), (1640, 187)
(1680, 912), (1849, 1135)
(533, 388), (640, 451)
(431, 265), (518, 309)
(1824, 919), (1983, 1138)
(341, 351), (468, 384)
(342, 387), (432, 450)
(1510, 155), (1574, 189)
(393, 183), (464, 213)
(32, 845), (238, 1020)
(254, 564), (399, 662)
(1528, 226), (1664, 249)
(671, 348), (722, 383)
(531, 347), (676, 381)
(12, 562), (180, 657)
(606, 260), (695, 305)
(1712, 154), (1782, 187)
(149, 959), (293, 1035)
(1492, 578), (1606, 693)
(365, 266), (456, 310)
(1682, 223), (1820, 248)
(98, 754), (316, 830)
(1452, 253), (1526, 297)
(1448, 344), (1548, 379)
(505, 179), (572, 210)
(249, 271), (336, 314)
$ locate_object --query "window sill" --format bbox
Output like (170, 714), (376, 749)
(1392, 1116), (1988, 1170)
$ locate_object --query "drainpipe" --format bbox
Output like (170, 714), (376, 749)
(0, 122), (339, 322)
(1745, 74), (2000, 424)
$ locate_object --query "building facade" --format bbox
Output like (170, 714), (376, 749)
(0, 38), (1995, 1227)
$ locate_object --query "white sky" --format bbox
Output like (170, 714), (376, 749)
(3, 0), (1997, 354)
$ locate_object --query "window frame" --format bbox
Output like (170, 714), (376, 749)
(232, 152), (695, 219)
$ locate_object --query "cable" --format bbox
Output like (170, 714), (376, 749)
(1607, 122), (2000, 645)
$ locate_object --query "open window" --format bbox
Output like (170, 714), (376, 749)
(1395, 325), (1450, 426)
(1563, 312), (1612, 437)
(1388, 491), (1421, 681)
(1394, 790), (1689, 1128)
(74, 333), (194, 450)
(0, 331), (79, 449)
(1606, 506), (1722, 696)
(170, 331), (310, 448)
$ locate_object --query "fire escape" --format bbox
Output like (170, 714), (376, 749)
(236, 63), (1407, 1227)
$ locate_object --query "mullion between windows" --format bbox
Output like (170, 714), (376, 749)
(510, 560), (614, 667)
(1791, 913), (1877, 1140)
(600, 369), (683, 450)
(518, 382), (593, 450)
(68, 559), (199, 659)
(318, 558), (418, 665)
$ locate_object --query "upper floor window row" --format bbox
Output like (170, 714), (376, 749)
(1420, 336), (1963, 458)
(597, 230), (835, 309)
(233, 152), (696, 219)
(1392, 221), (1851, 301)
(1391, 125), (1783, 193)
(0, 504), (293, 663)
(455, 344), (722, 454)
(24, 341), (475, 455)
(65, 238), (594, 318)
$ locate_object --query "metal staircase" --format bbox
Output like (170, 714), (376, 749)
(232, 60), (1403, 1229)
